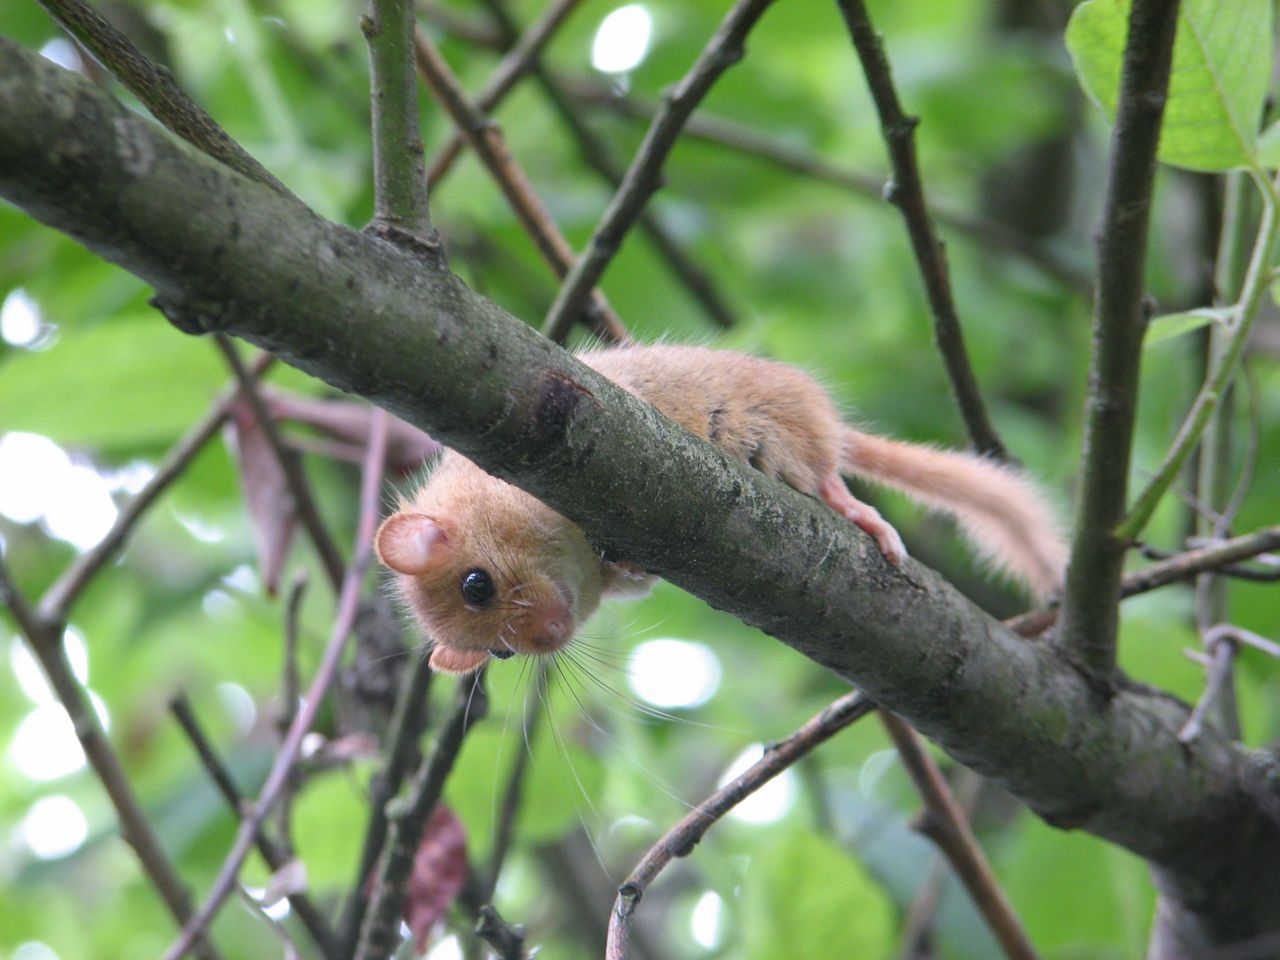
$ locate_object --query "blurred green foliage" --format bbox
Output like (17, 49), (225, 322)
(1, 0), (1277, 958)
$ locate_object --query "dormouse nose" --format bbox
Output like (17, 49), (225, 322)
(528, 602), (572, 652)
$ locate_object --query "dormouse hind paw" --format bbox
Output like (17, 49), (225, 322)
(818, 474), (907, 565)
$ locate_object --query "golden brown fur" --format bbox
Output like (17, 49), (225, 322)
(375, 344), (1065, 673)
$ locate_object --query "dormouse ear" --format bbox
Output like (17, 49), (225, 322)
(375, 513), (448, 575)
(429, 644), (489, 674)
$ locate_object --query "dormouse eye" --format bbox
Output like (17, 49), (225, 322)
(460, 568), (496, 607)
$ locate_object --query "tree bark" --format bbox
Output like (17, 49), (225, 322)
(2, 39), (1279, 948)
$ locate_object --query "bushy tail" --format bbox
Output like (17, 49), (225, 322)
(842, 430), (1066, 601)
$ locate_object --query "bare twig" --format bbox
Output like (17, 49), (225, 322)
(896, 769), (985, 960)
(427, 0), (585, 185)
(419, 0), (506, 50)
(1122, 526), (1280, 598)
(364, 0), (434, 241)
(1178, 633), (1238, 745)
(35, 0), (290, 195)
(162, 411), (390, 960)
(880, 714), (1038, 960)
(275, 571), (308, 853)
(1139, 544), (1280, 583)
(606, 691), (874, 960)
(1121, 180), (1279, 540)
(1005, 524), (1280, 639)
(834, 0), (1005, 460)
(334, 646), (436, 958)
(431, 0), (739, 329)
(541, 0), (776, 342)
(475, 905), (528, 960)
(214, 336), (346, 593)
(412, 27), (628, 343)
(482, 661), (547, 901)
(169, 692), (340, 960)
(38, 353), (275, 622)
(0, 557), (223, 960)
(562, 76), (1092, 295)
(1058, 0), (1182, 676)
(354, 673), (491, 960)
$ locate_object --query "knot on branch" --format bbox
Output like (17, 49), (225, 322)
(531, 371), (596, 447)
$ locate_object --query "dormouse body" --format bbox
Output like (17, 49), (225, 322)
(375, 344), (1066, 673)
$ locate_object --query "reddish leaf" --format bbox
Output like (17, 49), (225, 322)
(403, 804), (469, 951)
(226, 397), (297, 594)
(262, 390), (440, 473)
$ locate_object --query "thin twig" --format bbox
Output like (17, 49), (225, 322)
(35, 0), (291, 195)
(215, 335), (346, 593)
(169, 692), (340, 960)
(427, 0), (585, 185)
(562, 76), (1092, 295)
(419, 0), (506, 50)
(1058, 0), (1182, 676)
(276, 570), (309, 854)
(835, 0), (1005, 460)
(606, 690), (875, 960)
(1120, 181), (1279, 540)
(880, 714), (1038, 960)
(482, 661), (547, 901)
(1140, 544), (1280, 583)
(432, 0), (739, 329)
(354, 673), (491, 960)
(364, 0), (434, 241)
(1004, 524), (1280, 638)
(1177, 633), (1238, 744)
(334, 647), (436, 958)
(541, 0), (777, 342)
(38, 353), (275, 622)
(162, 410), (390, 960)
(896, 769), (985, 960)
(475, 905), (528, 960)
(412, 27), (628, 343)
(1122, 526), (1280, 598)
(0, 557), (223, 960)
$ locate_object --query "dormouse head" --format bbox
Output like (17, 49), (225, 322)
(374, 454), (608, 674)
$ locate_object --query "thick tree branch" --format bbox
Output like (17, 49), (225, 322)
(1058, 0), (1180, 675)
(2, 42), (1279, 947)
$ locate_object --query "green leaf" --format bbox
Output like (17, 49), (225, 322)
(1143, 307), (1231, 348)
(0, 313), (227, 450)
(741, 829), (894, 960)
(1066, 0), (1273, 171)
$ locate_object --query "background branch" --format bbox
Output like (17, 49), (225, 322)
(161, 408), (389, 960)
(0, 557), (223, 960)
(880, 714), (1037, 960)
(169, 692), (340, 960)
(540, 0), (776, 341)
(412, 27), (628, 343)
(606, 691), (875, 960)
(835, 0), (1005, 460)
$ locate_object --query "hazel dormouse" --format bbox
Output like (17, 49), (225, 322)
(374, 344), (1066, 673)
